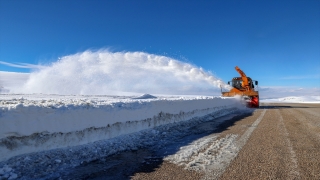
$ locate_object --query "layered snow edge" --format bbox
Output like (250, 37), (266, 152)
(0, 95), (239, 162)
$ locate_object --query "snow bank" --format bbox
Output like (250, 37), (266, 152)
(0, 94), (240, 162)
(261, 96), (320, 103)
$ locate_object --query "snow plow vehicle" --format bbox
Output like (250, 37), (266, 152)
(221, 66), (259, 108)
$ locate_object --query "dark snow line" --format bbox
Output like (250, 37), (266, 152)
(276, 109), (300, 179)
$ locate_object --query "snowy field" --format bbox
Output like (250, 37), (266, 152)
(261, 96), (320, 103)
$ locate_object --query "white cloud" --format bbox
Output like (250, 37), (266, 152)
(3, 50), (227, 95)
(0, 71), (30, 92)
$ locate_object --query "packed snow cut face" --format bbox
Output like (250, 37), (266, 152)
(0, 94), (241, 163)
(8, 50), (229, 95)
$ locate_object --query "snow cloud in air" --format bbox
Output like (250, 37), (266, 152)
(9, 50), (227, 95)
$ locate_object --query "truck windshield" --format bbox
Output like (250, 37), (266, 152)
(232, 80), (243, 89)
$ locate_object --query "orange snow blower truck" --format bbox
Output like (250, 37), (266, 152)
(221, 66), (259, 108)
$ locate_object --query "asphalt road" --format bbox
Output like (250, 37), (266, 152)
(220, 103), (320, 180)
(132, 103), (320, 180)
(63, 103), (320, 180)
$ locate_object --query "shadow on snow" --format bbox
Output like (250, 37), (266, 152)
(60, 111), (254, 180)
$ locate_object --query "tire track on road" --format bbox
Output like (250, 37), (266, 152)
(286, 108), (320, 142)
(279, 105), (320, 179)
(296, 107), (320, 118)
(276, 109), (300, 179)
(220, 106), (303, 179)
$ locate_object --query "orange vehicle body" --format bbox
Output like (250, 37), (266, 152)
(222, 66), (259, 108)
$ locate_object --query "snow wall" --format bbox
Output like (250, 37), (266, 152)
(0, 96), (239, 162)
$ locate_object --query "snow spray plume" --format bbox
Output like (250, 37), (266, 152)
(18, 50), (229, 95)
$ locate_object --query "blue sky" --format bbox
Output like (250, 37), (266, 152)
(0, 0), (319, 89)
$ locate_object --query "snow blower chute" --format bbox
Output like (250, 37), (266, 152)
(221, 66), (259, 108)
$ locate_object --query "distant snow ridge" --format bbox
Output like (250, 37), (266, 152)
(13, 50), (228, 95)
(132, 94), (157, 99)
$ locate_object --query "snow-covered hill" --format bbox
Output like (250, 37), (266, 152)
(261, 96), (320, 103)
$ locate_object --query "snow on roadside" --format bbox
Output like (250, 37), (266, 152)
(0, 107), (239, 179)
(165, 134), (238, 171)
(261, 96), (320, 103)
(0, 94), (241, 164)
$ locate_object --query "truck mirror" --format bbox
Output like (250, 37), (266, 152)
(255, 81), (258, 85)
(228, 81), (230, 85)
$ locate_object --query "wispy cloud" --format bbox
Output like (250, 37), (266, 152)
(280, 74), (320, 80)
(0, 61), (46, 69)
(259, 86), (320, 98)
